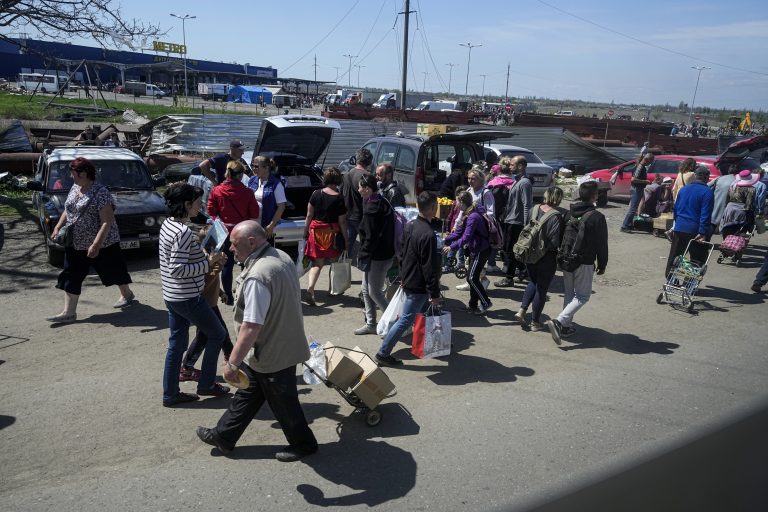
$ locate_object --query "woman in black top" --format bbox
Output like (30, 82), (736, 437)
(354, 174), (395, 335)
(303, 167), (348, 305)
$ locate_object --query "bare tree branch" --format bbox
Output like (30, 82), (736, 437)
(0, 0), (165, 50)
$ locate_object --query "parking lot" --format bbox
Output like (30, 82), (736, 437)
(0, 198), (766, 511)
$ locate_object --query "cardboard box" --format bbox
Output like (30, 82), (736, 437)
(416, 123), (458, 137)
(436, 202), (452, 219)
(324, 342), (363, 390)
(653, 213), (674, 230)
(348, 346), (395, 409)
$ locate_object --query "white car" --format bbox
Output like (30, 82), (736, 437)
(483, 144), (555, 199)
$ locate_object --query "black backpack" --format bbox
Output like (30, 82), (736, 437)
(557, 210), (597, 272)
(488, 184), (510, 221)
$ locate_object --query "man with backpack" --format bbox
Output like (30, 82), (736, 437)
(546, 181), (608, 344)
(495, 156), (533, 287)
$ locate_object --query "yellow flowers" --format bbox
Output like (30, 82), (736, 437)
(437, 197), (454, 206)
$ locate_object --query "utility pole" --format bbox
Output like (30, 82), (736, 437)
(504, 62), (510, 105)
(459, 42), (482, 96)
(312, 54), (318, 84)
(343, 53), (357, 88)
(399, 0), (415, 111)
(445, 63), (457, 93)
(355, 65), (366, 88)
(688, 65), (710, 126)
(480, 74), (487, 100)
(332, 66), (341, 84)
(170, 13), (196, 99)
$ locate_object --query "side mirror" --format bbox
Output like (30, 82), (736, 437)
(153, 177), (167, 187)
(26, 181), (43, 191)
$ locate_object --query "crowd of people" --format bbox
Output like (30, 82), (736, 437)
(42, 140), (767, 459)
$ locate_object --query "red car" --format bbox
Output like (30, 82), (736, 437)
(587, 135), (768, 203)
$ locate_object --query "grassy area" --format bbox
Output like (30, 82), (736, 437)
(0, 91), (261, 122)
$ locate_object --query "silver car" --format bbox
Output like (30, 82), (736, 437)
(483, 144), (555, 199)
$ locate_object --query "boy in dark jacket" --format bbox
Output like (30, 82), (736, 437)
(547, 181), (608, 344)
(376, 192), (442, 366)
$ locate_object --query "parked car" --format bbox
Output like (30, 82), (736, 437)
(482, 144), (554, 199)
(586, 136), (768, 204)
(338, 130), (510, 205)
(27, 147), (168, 266)
(188, 114), (341, 261)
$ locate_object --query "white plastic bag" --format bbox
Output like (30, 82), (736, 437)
(411, 307), (452, 359)
(377, 287), (406, 336)
(328, 252), (351, 295)
(302, 340), (326, 385)
(295, 239), (311, 277)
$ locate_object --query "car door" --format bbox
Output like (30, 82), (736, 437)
(393, 145), (416, 203)
(612, 161), (638, 198)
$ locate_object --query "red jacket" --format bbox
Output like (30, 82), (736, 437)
(207, 179), (260, 229)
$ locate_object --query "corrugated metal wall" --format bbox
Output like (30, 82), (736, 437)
(146, 115), (629, 171)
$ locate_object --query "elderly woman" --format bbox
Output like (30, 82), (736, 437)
(159, 183), (230, 407)
(208, 160), (260, 305)
(303, 167), (348, 306)
(248, 155), (287, 243)
(46, 157), (135, 323)
(354, 174), (395, 334)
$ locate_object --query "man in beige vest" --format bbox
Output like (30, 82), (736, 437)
(196, 221), (317, 462)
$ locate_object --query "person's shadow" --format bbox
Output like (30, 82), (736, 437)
(394, 329), (536, 385)
(74, 302), (168, 332)
(558, 326), (679, 355)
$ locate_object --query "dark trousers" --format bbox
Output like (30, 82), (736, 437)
(182, 305), (234, 369)
(521, 251), (557, 322)
(666, 232), (709, 277)
(468, 248), (492, 309)
(502, 223), (525, 278)
(57, 243), (131, 295)
(220, 235), (236, 304)
(215, 364), (317, 452)
(754, 250), (768, 287)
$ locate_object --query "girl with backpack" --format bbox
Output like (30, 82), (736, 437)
(514, 186), (565, 331)
(443, 191), (493, 315)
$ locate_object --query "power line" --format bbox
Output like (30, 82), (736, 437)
(280, 0), (361, 75)
(536, 0), (768, 78)
(352, 0), (388, 68)
(414, 0), (447, 91)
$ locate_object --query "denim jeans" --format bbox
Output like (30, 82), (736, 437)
(622, 187), (642, 229)
(163, 296), (225, 401)
(521, 251), (557, 322)
(556, 264), (594, 328)
(754, 250), (768, 287)
(182, 305), (234, 369)
(362, 258), (393, 325)
(377, 291), (428, 357)
(347, 219), (361, 263)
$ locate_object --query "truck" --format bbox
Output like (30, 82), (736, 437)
(372, 92), (433, 109)
(342, 91), (380, 106)
(197, 83), (232, 101)
(124, 81), (166, 98)
(273, 94), (298, 108)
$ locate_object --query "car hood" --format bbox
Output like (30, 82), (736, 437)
(47, 190), (166, 215)
(716, 135), (768, 168)
(427, 130), (513, 144)
(255, 115), (341, 167)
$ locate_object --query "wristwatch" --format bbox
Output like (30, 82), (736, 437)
(226, 361), (241, 372)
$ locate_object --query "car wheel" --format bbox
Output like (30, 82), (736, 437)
(47, 243), (65, 267)
(40, 87), (47, 93)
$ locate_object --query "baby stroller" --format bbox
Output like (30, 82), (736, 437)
(717, 225), (753, 266)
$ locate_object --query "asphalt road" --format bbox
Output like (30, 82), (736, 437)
(0, 200), (766, 511)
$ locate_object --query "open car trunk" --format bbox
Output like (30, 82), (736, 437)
(275, 164), (324, 219)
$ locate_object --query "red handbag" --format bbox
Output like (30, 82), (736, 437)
(720, 235), (746, 253)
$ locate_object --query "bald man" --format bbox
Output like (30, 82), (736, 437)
(196, 220), (317, 462)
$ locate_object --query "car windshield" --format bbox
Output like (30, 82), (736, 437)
(47, 160), (153, 192)
(498, 150), (543, 164)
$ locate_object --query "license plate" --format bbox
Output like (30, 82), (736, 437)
(120, 240), (140, 249)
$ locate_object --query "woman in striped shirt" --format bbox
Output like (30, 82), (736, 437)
(159, 183), (230, 407)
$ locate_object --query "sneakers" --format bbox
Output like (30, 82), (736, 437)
(546, 319), (563, 345)
(275, 445), (318, 462)
(163, 392), (199, 408)
(751, 283), (763, 293)
(494, 277), (515, 287)
(354, 324), (377, 335)
(113, 292), (135, 308)
(197, 383), (230, 396)
(179, 367), (201, 382)
(620, 227), (632, 233)
(375, 353), (403, 367)
(45, 313), (77, 323)
(530, 321), (546, 332)
(196, 426), (233, 454)
(561, 326), (576, 338)
(456, 282), (470, 291)
(485, 264), (502, 274)
(513, 309), (526, 323)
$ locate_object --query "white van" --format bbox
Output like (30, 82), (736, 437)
(416, 100), (457, 111)
(554, 110), (574, 116)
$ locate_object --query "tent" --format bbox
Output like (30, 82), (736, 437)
(226, 85), (272, 104)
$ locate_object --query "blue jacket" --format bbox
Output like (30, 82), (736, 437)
(673, 181), (714, 235)
(247, 174), (283, 227)
(445, 205), (490, 255)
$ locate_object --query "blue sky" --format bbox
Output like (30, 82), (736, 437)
(9, 0), (768, 110)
